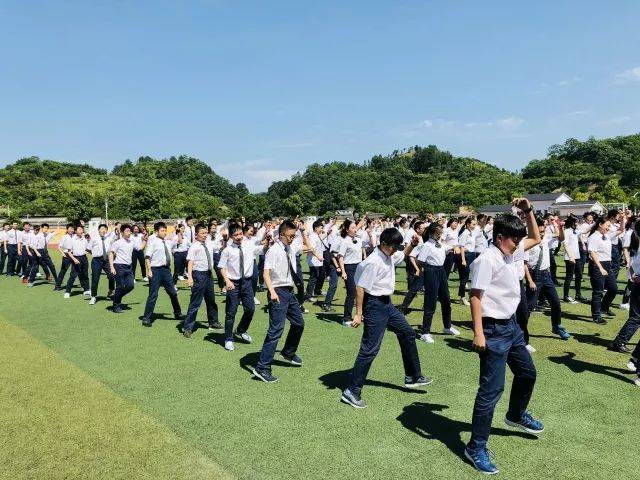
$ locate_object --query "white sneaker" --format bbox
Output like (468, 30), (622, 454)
(620, 303), (630, 311)
(36, 272), (43, 278)
(635, 377), (640, 387)
(83, 290), (91, 296)
(526, 344), (536, 353)
(461, 298), (470, 306)
(224, 340), (235, 351)
(420, 333), (435, 344)
(27, 283), (34, 288)
(133, 279), (137, 284)
(142, 277), (149, 282)
(443, 326), (460, 336)
(254, 296), (261, 305)
(175, 286), (178, 293)
(235, 331), (252, 343)
(89, 297), (96, 305)
(627, 359), (637, 372)
(221, 287), (227, 294)
(178, 275), (185, 281)
(342, 320), (353, 327)
(564, 297), (579, 304)
(63, 292), (70, 299)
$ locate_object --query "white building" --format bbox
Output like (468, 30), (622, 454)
(527, 193), (572, 214)
(549, 200), (605, 217)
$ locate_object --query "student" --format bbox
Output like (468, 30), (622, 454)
(399, 221), (426, 314)
(304, 219), (327, 302)
(171, 223), (190, 282)
(577, 213), (594, 297)
(109, 224), (135, 313)
(519, 244), (535, 352)
(340, 228), (432, 409)
(27, 224), (56, 286)
(87, 223), (115, 305)
(54, 223), (76, 290)
(130, 224), (148, 281)
(320, 226), (342, 313)
(417, 222), (460, 343)
(562, 216), (581, 304)
(206, 220), (226, 291)
(544, 214), (561, 286)
(443, 218), (460, 277)
(457, 217), (477, 305)
(182, 223), (221, 337)
(611, 220), (640, 354)
(525, 217), (571, 340)
(0, 223), (8, 274)
(465, 198), (543, 475)
(474, 214), (490, 256)
(607, 209), (624, 282)
(588, 215), (625, 324)
(18, 222), (32, 282)
(242, 223), (264, 304)
(338, 219), (366, 326)
(183, 216), (196, 244)
(141, 222), (184, 327)
(3, 222), (20, 277)
(252, 220), (305, 383)
(63, 225), (91, 299)
(619, 215), (636, 311)
(218, 223), (264, 350)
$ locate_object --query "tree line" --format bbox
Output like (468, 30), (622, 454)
(0, 134), (638, 223)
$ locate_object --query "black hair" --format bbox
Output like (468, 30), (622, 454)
(625, 215), (636, 230)
(413, 221), (425, 232)
(279, 219), (297, 235)
(194, 223), (207, 235)
(631, 220), (640, 253)
(66, 223), (74, 229)
(120, 224), (132, 233)
(564, 216), (577, 230)
(446, 217), (459, 228)
(458, 216), (475, 236)
(425, 221), (443, 240)
(154, 221), (167, 231)
(606, 209), (619, 221)
(340, 219), (353, 238)
(2, 223), (7, 227)
(379, 228), (403, 248)
(186, 216), (194, 222)
(23, 222), (30, 227)
(312, 219), (324, 230)
(492, 213), (527, 243)
(589, 216), (607, 237)
(476, 214), (487, 223)
(41, 223), (49, 229)
(229, 223), (243, 236)
(75, 224), (85, 231)
(535, 216), (545, 227)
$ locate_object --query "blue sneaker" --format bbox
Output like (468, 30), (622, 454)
(464, 447), (499, 475)
(505, 411), (544, 434)
(280, 353), (303, 366)
(552, 326), (571, 340)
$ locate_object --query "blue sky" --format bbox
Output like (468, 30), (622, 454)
(1, 0), (639, 192)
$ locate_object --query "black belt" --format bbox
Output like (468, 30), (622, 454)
(275, 285), (294, 291)
(364, 293), (391, 302)
(482, 316), (510, 325)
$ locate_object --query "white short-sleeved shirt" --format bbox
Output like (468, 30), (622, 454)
(563, 228), (580, 260)
(206, 234), (225, 254)
(5, 229), (19, 245)
(306, 232), (325, 267)
(130, 233), (145, 251)
(473, 226), (489, 254)
(442, 227), (458, 252)
(145, 236), (173, 267)
(608, 223), (622, 245)
(328, 234), (341, 254)
(0, 230), (6, 242)
(578, 222), (592, 244)
(31, 232), (53, 250)
(110, 238), (134, 265)
(588, 232), (612, 262)
(527, 235), (550, 271)
(23, 231), (35, 248)
(218, 240), (263, 279)
(171, 233), (190, 253)
(623, 229), (633, 249)
(59, 233), (73, 252)
(354, 247), (405, 296)
(264, 240), (301, 288)
(402, 229), (416, 246)
(416, 238), (446, 266)
(546, 225), (559, 249)
(68, 235), (89, 257)
(338, 236), (363, 264)
(15, 230), (25, 245)
(88, 235), (113, 258)
(187, 241), (215, 272)
(183, 224), (197, 245)
(458, 228), (476, 253)
(470, 243), (525, 319)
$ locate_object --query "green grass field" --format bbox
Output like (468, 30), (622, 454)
(1, 253), (638, 480)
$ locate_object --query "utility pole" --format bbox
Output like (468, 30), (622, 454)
(105, 198), (109, 224)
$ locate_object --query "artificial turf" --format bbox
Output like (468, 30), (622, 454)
(0, 253), (638, 479)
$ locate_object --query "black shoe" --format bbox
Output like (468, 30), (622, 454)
(603, 310), (615, 318)
(208, 321), (223, 330)
(593, 317), (607, 325)
(280, 353), (303, 366)
(252, 367), (278, 383)
(183, 329), (193, 338)
(608, 343), (630, 354)
(404, 375), (433, 388)
(142, 318), (152, 327)
(175, 313), (186, 321)
(320, 304), (335, 313)
(112, 305), (124, 314)
(53, 286), (62, 291)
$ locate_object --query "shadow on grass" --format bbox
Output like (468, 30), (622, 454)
(570, 332), (614, 348)
(238, 352), (297, 376)
(443, 337), (474, 352)
(396, 402), (537, 459)
(547, 352), (634, 384)
(316, 313), (344, 325)
(318, 369), (428, 394)
(561, 311), (597, 323)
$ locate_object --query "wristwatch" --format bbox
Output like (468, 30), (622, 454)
(522, 206), (533, 214)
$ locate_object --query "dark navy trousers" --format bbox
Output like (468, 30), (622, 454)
(305, 265), (325, 298)
(91, 257), (115, 297)
(172, 251), (188, 282)
(400, 259), (424, 310)
(183, 270), (218, 332)
(422, 265), (452, 333)
(468, 315), (536, 451)
(589, 260), (617, 321)
(613, 282), (640, 347)
(113, 263), (135, 306)
(256, 286), (304, 371)
(224, 278), (255, 341)
(65, 255), (90, 293)
(516, 281), (530, 344)
(457, 251), (476, 297)
(347, 295), (422, 396)
(323, 265), (339, 306)
(526, 269), (561, 327)
(5, 244), (18, 276)
(56, 255), (72, 287)
(143, 266), (181, 322)
(343, 263), (358, 321)
(28, 249), (56, 282)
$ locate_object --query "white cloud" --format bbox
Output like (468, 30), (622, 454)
(496, 116), (525, 131)
(557, 76), (582, 87)
(613, 67), (640, 85)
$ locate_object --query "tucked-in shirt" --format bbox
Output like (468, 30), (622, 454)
(458, 228), (476, 252)
(6, 229), (19, 245)
(588, 232), (612, 262)
(171, 233), (190, 253)
(416, 238), (446, 266)
(187, 241), (215, 272)
(338, 236), (363, 264)
(130, 233), (145, 251)
(68, 235), (89, 256)
(306, 232), (325, 267)
(563, 228), (580, 261)
(263, 240), (301, 288)
(218, 240), (263, 279)
(88, 235), (113, 258)
(110, 238), (134, 265)
(205, 234), (225, 254)
(470, 243), (525, 319)
(623, 229), (633, 249)
(183, 224), (197, 244)
(355, 247), (405, 296)
(31, 232), (53, 250)
(442, 227), (458, 252)
(527, 235), (550, 271)
(473, 226), (489, 254)
(0, 230), (6, 243)
(608, 223), (622, 244)
(59, 234), (73, 252)
(145, 236), (174, 267)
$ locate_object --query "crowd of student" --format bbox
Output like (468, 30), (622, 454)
(1, 198), (638, 475)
